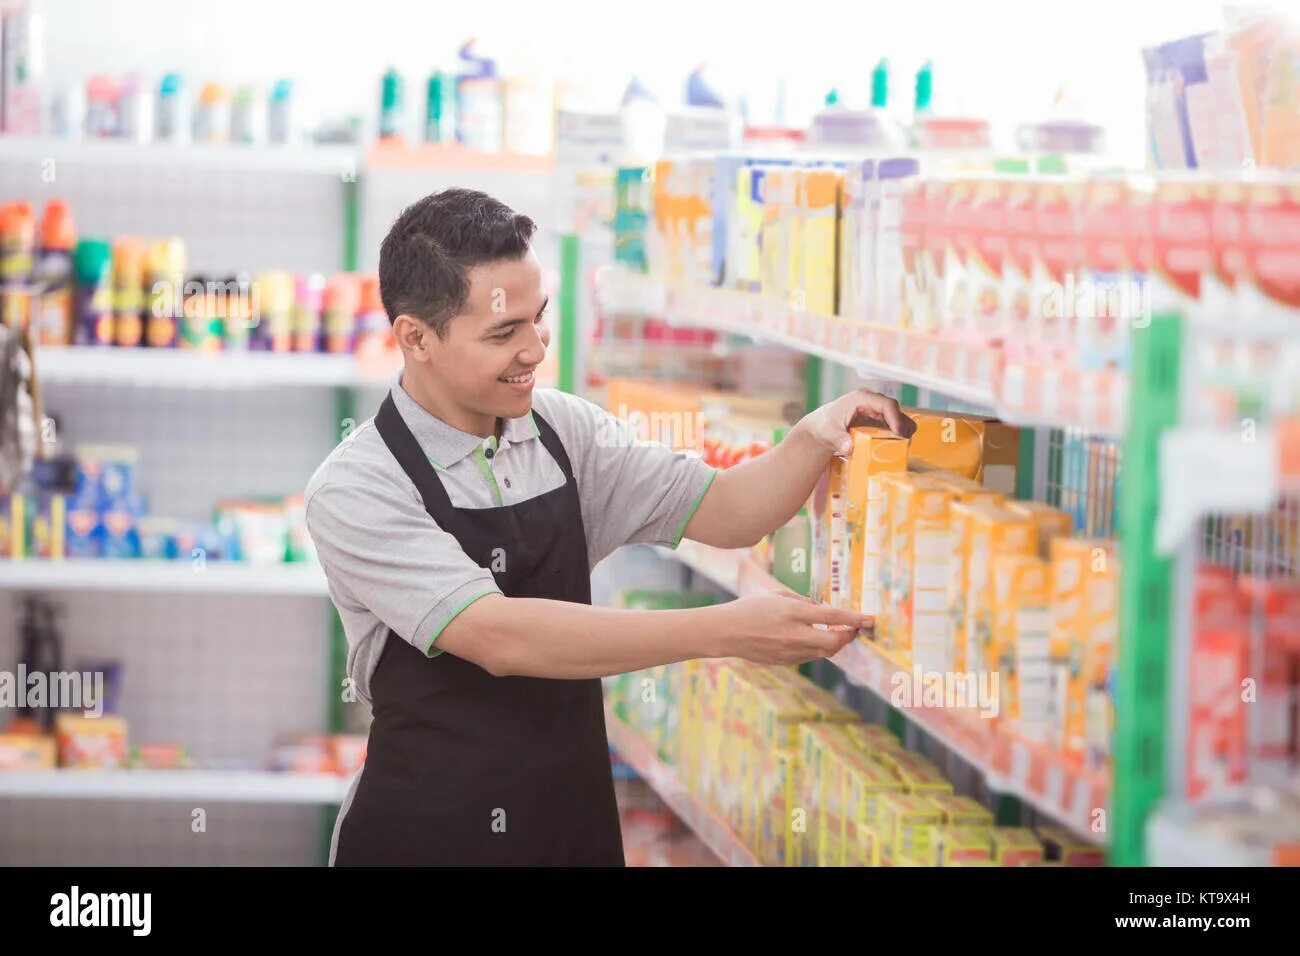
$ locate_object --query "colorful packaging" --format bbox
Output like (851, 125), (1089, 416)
(934, 826), (993, 865)
(919, 178), (951, 333)
(28, 492), (65, 559)
(0, 729), (58, 769)
(1033, 177), (1085, 362)
(993, 553), (1050, 733)
(888, 475), (954, 670)
(928, 793), (995, 829)
(943, 177), (975, 337)
(845, 426), (910, 618)
(293, 273), (325, 353)
(1048, 538), (1113, 756)
(1079, 176), (1135, 371)
(873, 158), (920, 327)
(710, 156), (748, 287)
(144, 237), (185, 348)
(1150, 176), (1212, 321)
(0, 493), (23, 557)
(838, 159), (874, 321)
(750, 685), (816, 850)
(759, 167), (798, 304)
(1007, 500), (1073, 557)
(989, 827), (1045, 866)
(1238, 179), (1300, 323)
(138, 516), (179, 560)
(55, 714), (128, 769)
(1002, 178), (1038, 356)
(35, 200), (77, 347)
(1240, 578), (1300, 780)
(733, 165), (768, 293)
(1037, 825), (1105, 866)
(800, 167), (843, 316)
(1187, 568), (1249, 801)
(844, 752), (906, 835)
(762, 748), (802, 866)
(323, 273), (360, 354)
(254, 271), (295, 353)
(1084, 548), (1119, 771)
(876, 792), (943, 863)
(110, 237), (146, 348)
(968, 177), (1008, 340)
(904, 410), (986, 480)
(964, 502), (1037, 685)
(811, 455), (850, 607)
(73, 239), (113, 346)
(870, 748), (953, 797)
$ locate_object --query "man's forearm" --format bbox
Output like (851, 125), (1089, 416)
(685, 422), (831, 549)
(441, 593), (727, 679)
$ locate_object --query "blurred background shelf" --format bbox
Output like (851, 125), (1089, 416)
(0, 560), (329, 596)
(604, 705), (759, 867)
(0, 769), (350, 804)
(34, 346), (400, 390)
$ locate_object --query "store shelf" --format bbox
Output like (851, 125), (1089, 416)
(35, 346), (401, 390)
(0, 559), (329, 596)
(0, 135), (362, 175)
(0, 769), (350, 804)
(666, 538), (1110, 842)
(600, 272), (1127, 436)
(364, 140), (556, 173)
(604, 706), (760, 866)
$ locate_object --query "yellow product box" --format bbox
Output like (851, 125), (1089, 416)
(749, 686), (818, 851)
(798, 722), (865, 866)
(696, 661), (727, 806)
(759, 167), (798, 302)
(817, 746), (854, 867)
(1048, 538), (1114, 756)
(800, 167), (844, 316)
(844, 753), (906, 844)
(963, 502), (1037, 688)
(874, 472), (906, 646)
(948, 859), (1000, 866)
(1007, 500), (1074, 557)
(720, 665), (770, 832)
(947, 501), (980, 672)
(888, 474), (954, 671)
(871, 748), (953, 797)
(847, 821), (883, 866)
(876, 792), (943, 863)
(811, 455), (851, 607)
(915, 467), (1003, 505)
(846, 426), (910, 619)
(990, 826), (1045, 866)
(846, 723), (904, 753)
(934, 825), (994, 865)
(928, 793), (995, 829)
(992, 553), (1051, 734)
(1037, 825), (1106, 866)
(761, 748), (803, 866)
(0, 492), (25, 557)
(795, 682), (860, 723)
(734, 166), (767, 293)
(0, 731), (58, 770)
(678, 659), (702, 789)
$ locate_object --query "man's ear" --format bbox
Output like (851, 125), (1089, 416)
(393, 315), (433, 359)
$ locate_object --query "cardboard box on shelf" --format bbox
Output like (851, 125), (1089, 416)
(845, 426), (910, 619)
(887, 474), (955, 671)
(994, 553), (1051, 734)
(1048, 538), (1115, 757)
(990, 826), (1046, 866)
(1007, 500), (1074, 557)
(964, 502), (1037, 691)
(877, 792), (944, 863)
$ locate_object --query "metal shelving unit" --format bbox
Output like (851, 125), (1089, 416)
(0, 769), (350, 804)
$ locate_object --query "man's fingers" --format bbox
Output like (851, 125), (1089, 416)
(848, 391), (916, 439)
(802, 603), (875, 631)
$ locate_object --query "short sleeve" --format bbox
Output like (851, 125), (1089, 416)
(537, 391), (717, 568)
(305, 463), (501, 656)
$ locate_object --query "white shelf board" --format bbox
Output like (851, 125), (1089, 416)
(0, 135), (361, 176)
(0, 560), (329, 596)
(0, 769), (350, 804)
(35, 347), (398, 389)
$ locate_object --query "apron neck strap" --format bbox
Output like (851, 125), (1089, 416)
(375, 392), (453, 517)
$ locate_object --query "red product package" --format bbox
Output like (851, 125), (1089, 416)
(1187, 567), (1250, 801)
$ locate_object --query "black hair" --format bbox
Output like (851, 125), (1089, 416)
(378, 188), (537, 336)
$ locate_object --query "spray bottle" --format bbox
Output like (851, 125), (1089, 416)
(35, 200), (76, 347)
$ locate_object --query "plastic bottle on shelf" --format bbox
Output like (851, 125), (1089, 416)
(267, 79), (293, 145)
(83, 75), (118, 138)
(423, 70), (455, 143)
(145, 237), (185, 349)
(294, 273), (325, 353)
(73, 239), (113, 346)
(48, 81), (85, 140)
(323, 273), (359, 354)
(117, 72), (152, 143)
(378, 67), (405, 141)
(355, 275), (391, 360)
(254, 270), (294, 352)
(223, 273), (254, 350)
(35, 200), (77, 347)
(111, 237), (146, 348)
(231, 85), (261, 145)
(193, 82), (232, 144)
(1, 3), (44, 135)
(457, 40), (503, 153)
(155, 73), (189, 143)
(0, 202), (35, 335)
(619, 76), (664, 165)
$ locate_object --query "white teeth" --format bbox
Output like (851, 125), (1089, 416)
(500, 372), (533, 384)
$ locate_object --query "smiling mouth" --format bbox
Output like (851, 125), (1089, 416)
(499, 371), (534, 384)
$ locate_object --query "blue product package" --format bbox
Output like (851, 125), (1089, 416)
(710, 155), (747, 287)
(97, 453), (136, 503)
(65, 505), (102, 558)
(138, 518), (179, 560)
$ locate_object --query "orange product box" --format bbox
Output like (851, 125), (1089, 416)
(1188, 568), (1250, 802)
(928, 793), (995, 829)
(888, 474), (955, 671)
(904, 409), (1020, 495)
(800, 167), (844, 316)
(993, 553), (1051, 733)
(845, 426), (910, 619)
(963, 502), (1037, 688)
(55, 714), (128, 770)
(1239, 578), (1300, 774)
(990, 826), (1045, 866)
(934, 825), (993, 865)
(1037, 825), (1105, 866)
(0, 731), (57, 770)
(876, 792), (944, 863)
(1047, 538), (1114, 757)
(1084, 549), (1119, 771)
(1007, 500), (1074, 557)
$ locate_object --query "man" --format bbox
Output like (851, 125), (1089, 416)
(306, 188), (915, 867)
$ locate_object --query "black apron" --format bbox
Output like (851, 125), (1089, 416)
(333, 394), (625, 866)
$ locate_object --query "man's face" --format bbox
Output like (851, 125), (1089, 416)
(424, 250), (549, 425)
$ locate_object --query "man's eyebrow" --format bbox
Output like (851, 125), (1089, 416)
(484, 298), (549, 334)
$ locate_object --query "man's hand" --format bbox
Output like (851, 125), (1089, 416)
(716, 589), (872, 665)
(796, 388), (916, 457)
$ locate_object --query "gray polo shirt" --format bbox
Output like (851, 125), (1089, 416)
(304, 376), (716, 705)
